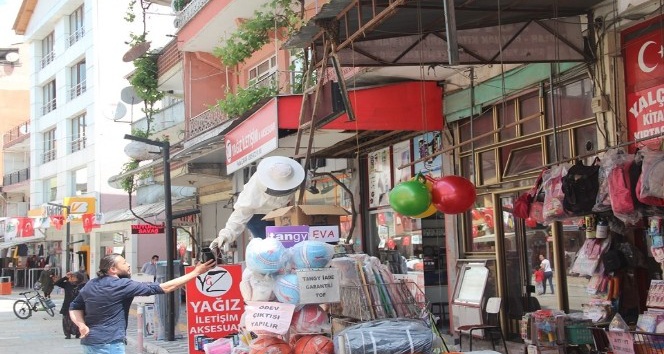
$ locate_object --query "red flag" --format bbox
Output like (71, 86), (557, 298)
(82, 213), (94, 233)
(17, 217), (34, 237)
(50, 215), (64, 231)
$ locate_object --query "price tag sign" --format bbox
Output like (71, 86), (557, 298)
(244, 301), (295, 335)
(296, 268), (340, 304)
(607, 331), (635, 354)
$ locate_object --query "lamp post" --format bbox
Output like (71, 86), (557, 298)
(123, 134), (176, 341)
(48, 203), (71, 273)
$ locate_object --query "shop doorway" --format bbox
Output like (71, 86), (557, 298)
(496, 192), (543, 339)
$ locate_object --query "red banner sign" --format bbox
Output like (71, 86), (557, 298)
(186, 264), (243, 354)
(623, 16), (664, 149)
(130, 224), (165, 235)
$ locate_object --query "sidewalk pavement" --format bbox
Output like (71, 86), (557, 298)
(1, 287), (524, 353)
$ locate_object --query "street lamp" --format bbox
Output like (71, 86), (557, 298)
(123, 134), (176, 341)
(47, 203), (71, 273)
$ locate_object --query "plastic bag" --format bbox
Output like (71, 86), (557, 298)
(245, 238), (288, 275)
(334, 318), (434, 354)
(594, 149), (625, 213)
(239, 268), (275, 302)
(542, 165), (568, 224)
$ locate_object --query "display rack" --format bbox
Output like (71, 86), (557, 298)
(330, 280), (428, 322)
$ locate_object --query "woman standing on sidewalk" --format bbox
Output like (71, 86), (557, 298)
(38, 264), (55, 298)
(54, 272), (85, 339)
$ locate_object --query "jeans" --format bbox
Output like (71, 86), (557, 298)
(82, 341), (125, 354)
(543, 271), (554, 294)
(246, 214), (274, 239)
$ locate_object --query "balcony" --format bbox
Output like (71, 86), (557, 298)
(71, 137), (86, 152)
(40, 51), (54, 69)
(69, 80), (87, 101)
(3, 121), (29, 149)
(132, 99), (185, 138)
(188, 108), (227, 140)
(43, 149), (56, 163)
(42, 98), (57, 115)
(3, 168), (29, 186)
(67, 27), (85, 48)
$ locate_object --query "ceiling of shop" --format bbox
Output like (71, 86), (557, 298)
(286, 0), (602, 66)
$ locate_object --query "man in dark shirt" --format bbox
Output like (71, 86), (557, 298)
(69, 253), (215, 354)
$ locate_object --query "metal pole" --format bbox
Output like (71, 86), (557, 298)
(65, 207), (71, 273)
(163, 141), (175, 341)
(137, 304), (144, 352)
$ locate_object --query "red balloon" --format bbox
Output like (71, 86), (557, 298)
(431, 176), (477, 214)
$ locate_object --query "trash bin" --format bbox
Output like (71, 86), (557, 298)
(154, 260), (182, 340)
(0, 276), (11, 295)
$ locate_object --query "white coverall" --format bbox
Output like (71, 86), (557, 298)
(211, 173), (294, 252)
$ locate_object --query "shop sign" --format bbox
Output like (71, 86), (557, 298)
(266, 225), (309, 248)
(309, 225), (339, 243)
(244, 301), (295, 335)
(607, 331), (635, 354)
(225, 98), (278, 174)
(623, 16), (664, 148)
(185, 264), (243, 354)
(131, 224), (165, 235)
(296, 268), (341, 304)
(63, 197), (97, 222)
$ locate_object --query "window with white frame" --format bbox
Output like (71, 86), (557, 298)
(41, 31), (55, 68)
(42, 80), (57, 115)
(248, 55), (277, 88)
(71, 114), (86, 152)
(68, 5), (85, 47)
(46, 177), (57, 202)
(69, 60), (86, 100)
(72, 168), (87, 195)
(43, 128), (56, 163)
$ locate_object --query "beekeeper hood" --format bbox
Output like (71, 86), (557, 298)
(255, 156), (305, 196)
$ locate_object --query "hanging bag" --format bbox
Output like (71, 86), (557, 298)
(562, 159), (600, 216)
(542, 165), (568, 224)
(513, 170), (546, 219)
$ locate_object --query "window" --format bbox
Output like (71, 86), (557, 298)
(248, 55), (277, 88)
(69, 60), (86, 100)
(72, 168), (87, 195)
(46, 177), (57, 202)
(68, 5), (85, 47)
(43, 128), (56, 163)
(71, 114), (86, 152)
(42, 80), (57, 115)
(41, 31), (55, 68)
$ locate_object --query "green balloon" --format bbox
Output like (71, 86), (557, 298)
(389, 180), (432, 216)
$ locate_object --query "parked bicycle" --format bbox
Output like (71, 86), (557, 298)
(13, 283), (56, 319)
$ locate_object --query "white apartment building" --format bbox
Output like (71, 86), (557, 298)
(13, 0), (174, 276)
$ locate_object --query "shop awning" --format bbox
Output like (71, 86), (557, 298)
(102, 198), (195, 224)
(0, 234), (46, 250)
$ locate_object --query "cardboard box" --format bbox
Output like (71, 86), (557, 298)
(262, 205), (349, 227)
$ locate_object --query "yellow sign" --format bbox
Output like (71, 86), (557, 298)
(27, 207), (46, 218)
(63, 197), (96, 220)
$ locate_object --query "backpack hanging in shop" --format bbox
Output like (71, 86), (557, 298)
(562, 159), (600, 215)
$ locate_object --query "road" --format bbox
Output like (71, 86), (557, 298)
(0, 291), (139, 354)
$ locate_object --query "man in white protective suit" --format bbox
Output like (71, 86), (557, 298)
(210, 156), (305, 253)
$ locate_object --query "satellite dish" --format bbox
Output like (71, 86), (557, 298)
(120, 86), (144, 105)
(5, 52), (19, 63)
(122, 41), (151, 62)
(103, 102), (128, 121)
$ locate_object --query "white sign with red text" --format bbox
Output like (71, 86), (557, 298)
(225, 98), (278, 173)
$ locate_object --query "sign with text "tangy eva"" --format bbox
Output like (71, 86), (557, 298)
(296, 268), (341, 304)
(266, 225), (340, 248)
(244, 301), (295, 335)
